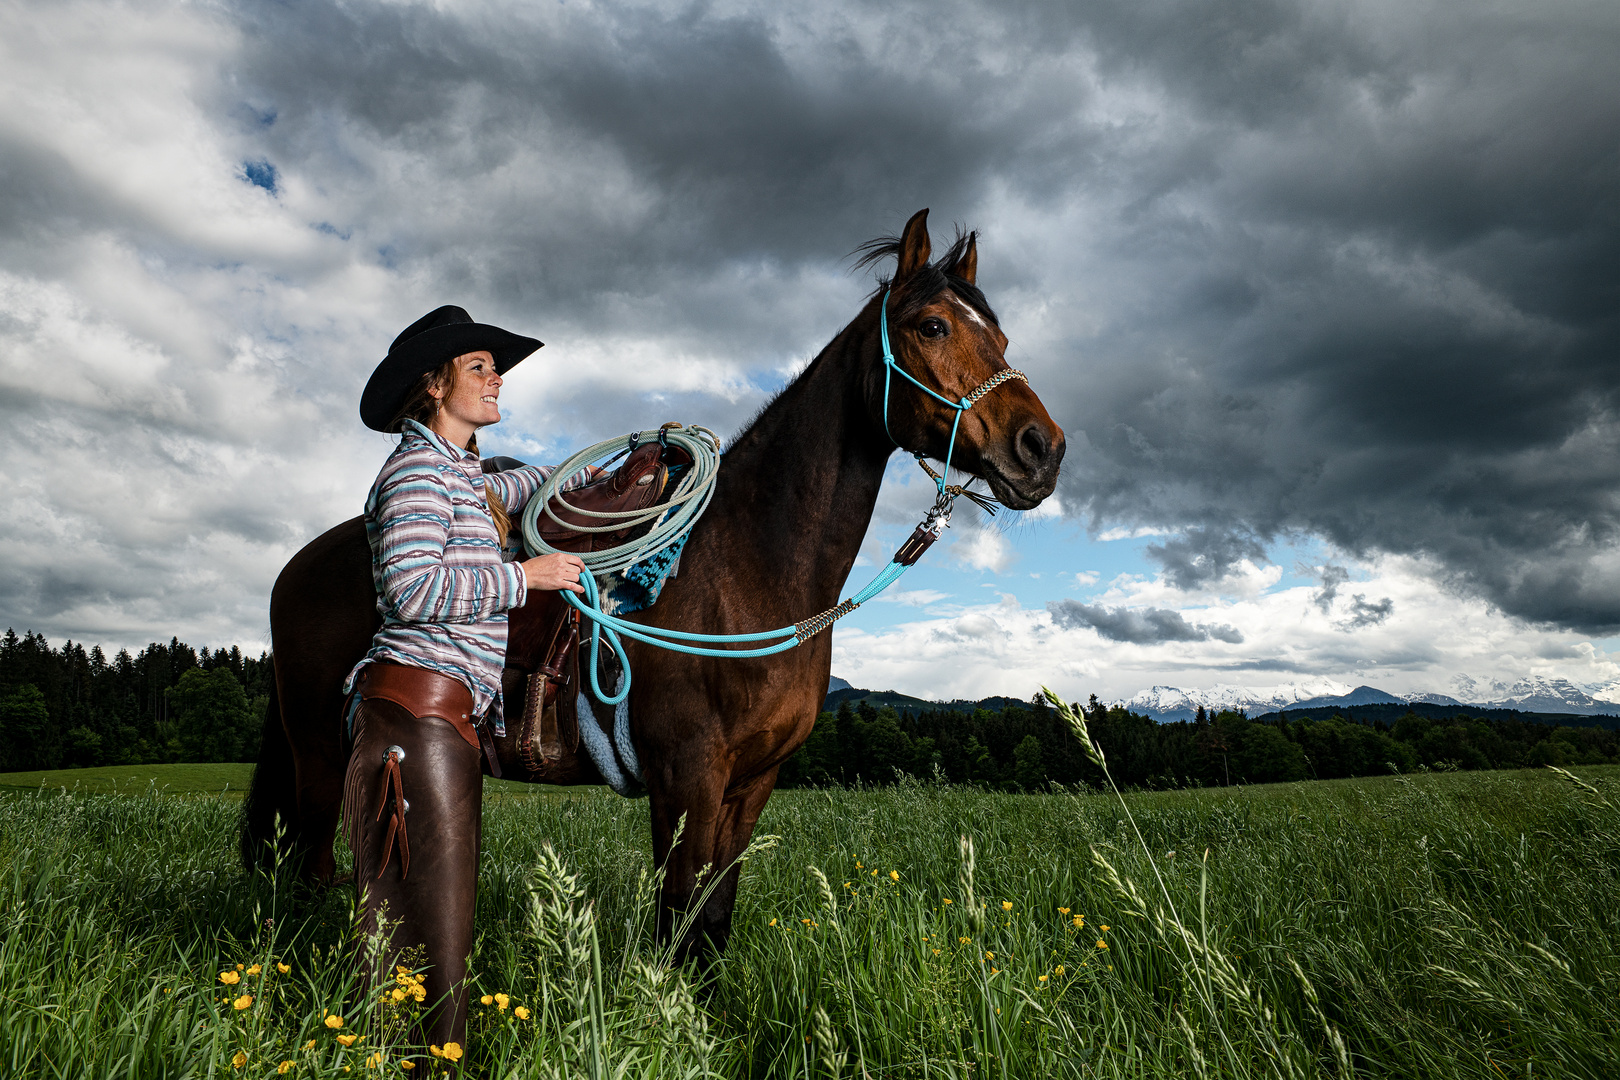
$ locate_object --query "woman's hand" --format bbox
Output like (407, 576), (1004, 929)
(522, 552), (587, 594)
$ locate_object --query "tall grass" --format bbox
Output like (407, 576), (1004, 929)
(0, 765), (1615, 1077)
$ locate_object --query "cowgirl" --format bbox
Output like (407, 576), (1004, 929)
(344, 305), (590, 1051)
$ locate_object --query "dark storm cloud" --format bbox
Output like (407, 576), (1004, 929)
(1144, 527), (1268, 590)
(1338, 595), (1394, 631)
(215, 0), (1620, 630)
(1312, 565), (1350, 613)
(1049, 600), (1244, 645)
(3, 0), (1618, 651)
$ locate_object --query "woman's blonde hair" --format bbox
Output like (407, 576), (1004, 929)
(387, 357), (513, 547)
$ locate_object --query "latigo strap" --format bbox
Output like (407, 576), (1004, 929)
(373, 744), (410, 880)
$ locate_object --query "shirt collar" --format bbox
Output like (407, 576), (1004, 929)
(402, 418), (480, 465)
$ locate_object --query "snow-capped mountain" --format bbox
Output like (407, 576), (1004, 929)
(1124, 673), (1620, 720)
(1446, 675), (1619, 714)
(1125, 678), (1366, 721)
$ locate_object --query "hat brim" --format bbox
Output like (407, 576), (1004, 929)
(361, 322), (542, 432)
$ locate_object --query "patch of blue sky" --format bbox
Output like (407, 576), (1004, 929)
(838, 483), (1362, 638)
(241, 158), (278, 194)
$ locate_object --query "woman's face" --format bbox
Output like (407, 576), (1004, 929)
(433, 350), (503, 431)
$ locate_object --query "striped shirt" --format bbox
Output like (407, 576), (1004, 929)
(344, 419), (591, 720)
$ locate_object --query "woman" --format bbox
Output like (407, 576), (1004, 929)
(343, 305), (590, 1053)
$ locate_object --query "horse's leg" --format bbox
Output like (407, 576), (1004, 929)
(649, 757), (725, 968)
(345, 700), (483, 1053)
(281, 679), (348, 884)
(693, 768), (779, 960)
(651, 764), (778, 969)
(241, 678), (298, 872)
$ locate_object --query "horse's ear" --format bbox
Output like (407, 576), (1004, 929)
(948, 231), (978, 285)
(896, 208), (932, 282)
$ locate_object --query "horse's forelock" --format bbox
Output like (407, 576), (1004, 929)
(852, 228), (999, 327)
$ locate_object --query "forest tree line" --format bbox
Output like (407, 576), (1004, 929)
(4, 628), (1619, 784)
(776, 695), (1620, 789)
(0, 630), (271, 770)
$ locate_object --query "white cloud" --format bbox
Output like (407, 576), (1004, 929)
(832, 553), (1620, 704)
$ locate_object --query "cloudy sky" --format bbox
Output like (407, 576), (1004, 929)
(2, 0), (1617, 705)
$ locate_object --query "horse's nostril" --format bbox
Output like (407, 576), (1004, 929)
(1016, 423), (1049, 469)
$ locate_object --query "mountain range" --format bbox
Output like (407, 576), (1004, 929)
(1121, 675), (1620, 723)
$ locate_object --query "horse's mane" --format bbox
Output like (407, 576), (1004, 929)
(851, 226), (1000, 327)
(730, 226), (999, 444)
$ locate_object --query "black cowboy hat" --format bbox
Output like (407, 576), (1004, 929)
(360, 305), (543, 432)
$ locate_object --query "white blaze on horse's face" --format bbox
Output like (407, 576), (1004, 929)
(948, 293), (991, 333)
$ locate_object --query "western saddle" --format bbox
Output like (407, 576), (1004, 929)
(486, 433), (693, 778)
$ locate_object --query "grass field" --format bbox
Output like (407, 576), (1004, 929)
(0, 764), (1615, 1078)
(0, 763), (579, 799)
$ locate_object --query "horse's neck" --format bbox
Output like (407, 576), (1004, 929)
(710, 311), (893, 613)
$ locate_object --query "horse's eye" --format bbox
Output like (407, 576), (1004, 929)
(919, 318), (949, 339)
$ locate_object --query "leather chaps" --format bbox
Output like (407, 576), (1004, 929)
(343, 663), (483, 1054)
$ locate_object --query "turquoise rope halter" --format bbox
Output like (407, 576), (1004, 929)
(525, 288), (1030, 705)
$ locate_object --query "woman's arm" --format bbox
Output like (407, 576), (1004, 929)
(484, 462), (604, 513)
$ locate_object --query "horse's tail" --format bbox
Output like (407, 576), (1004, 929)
(240, 667), (295, 873)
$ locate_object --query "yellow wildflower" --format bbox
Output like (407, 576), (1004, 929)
(364, 1052), (383, 1068)
(233, 994), (253, 1010)
(246, 964), (262, 976)
(871, 868), (878, 876)
(219, 971), (241, 985)
(277, 962), (291, 974)
(958, 936), (971, 944)
(429, 1046), (442, 1058)
(232, 1050), (248, 1069)
(336, 1033), (358, 1047)
(942, 898), (952, 905)
(1038, 974), (1049, 982)
(1058, 907), (1070, 915)
(400, 1063), (415, 1071)
(802, 918), (812, 925)
(1072, 915), (1083, 928)
(1096, 939), (1109, 950)
(324, 1015), (345, 1029)
(514, 1005), (530, 1020)
(409, 983), (425, 1002)
(985, 951), (994, 960)
(494, 992), (509, 1011)
(932, 949), (940, 956)
(1054, 965), (1065, 976)
(855, 861), (862, 868)
(236, 964), (245, 971)
(890, 870), (899, 881)
(1002, 901), (1013, 911)
(277, 1062), (294, 1075)
(1100, 924), (1110, 932)
(480, 995), (494, 1006)
(391, 989), (406, 1003)
(304, 1040), (316, 1050)
(769, 918), (777, 927)
(441, 1043), (463, 1062)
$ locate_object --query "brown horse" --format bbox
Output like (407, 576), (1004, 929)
(242, 208), (1064, 978)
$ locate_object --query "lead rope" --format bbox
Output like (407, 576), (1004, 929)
(523, 289), (1031, 706)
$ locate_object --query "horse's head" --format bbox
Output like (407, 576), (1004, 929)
(861, 209), (1064, 511)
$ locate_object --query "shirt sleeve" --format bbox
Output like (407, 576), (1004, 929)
(486, 463), (606, 513)
(373, 458), (527, 623)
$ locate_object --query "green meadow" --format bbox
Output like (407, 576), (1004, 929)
(0, 764), (1614, 1078)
